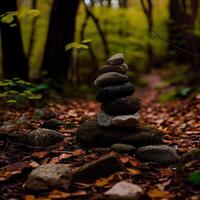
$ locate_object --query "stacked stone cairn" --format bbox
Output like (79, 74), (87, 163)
(95, 53), (141, 129)
(76, 53), (164, 148)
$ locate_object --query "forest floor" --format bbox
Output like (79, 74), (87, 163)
(0, 73), (200, 200)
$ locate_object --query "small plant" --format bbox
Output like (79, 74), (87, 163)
(0, 78), (46, 108)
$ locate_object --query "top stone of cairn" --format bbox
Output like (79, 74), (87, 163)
(106, 53), (125, 65)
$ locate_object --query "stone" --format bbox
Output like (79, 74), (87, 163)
(99, 63), (129, 74)
(73, 154), (126, 183)
(136, 145), (180, 164)
(96, 82), (135, 103)
(25, 164), (72, 191)
(24, 128), (64, 147)
(104, 181), (143, 200)
(107, 53), (125, 65)
(111, 143), (136, 154)
(181, 148), (200, 163)
(32, 108), (55, 120)
(42, 118), (64, 130)
(101, 96), (141, 116)
(97, 111), (113, 127)
(111, 113), (140, 128)
(94, 72), (128, 87)
(76, 119), (163, 147)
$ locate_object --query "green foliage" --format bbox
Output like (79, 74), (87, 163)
(0, 9), (41, 27)
(65, 42), (89, 51)
(158, 87), (193, 102)
(0, 78), (45, 108)
(65, 39), (93, 51)
(187, 172), (200, 186)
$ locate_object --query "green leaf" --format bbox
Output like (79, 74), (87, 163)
(28, 9), (41, 18)
(177, 87), (192, 97)
(7, 100), (17, 104)
(65, 42), (89, 51)
(187, 172), (200, 186)
(1, 13), (16, 23)
(81, 39), (93, 44)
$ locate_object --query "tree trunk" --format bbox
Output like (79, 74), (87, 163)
(27, 0), (38, 63)
(0, 0), (29, 80)
(169, 0), (200, 69)
(41, 0), (79, 81)
(118, 0), (128, 8)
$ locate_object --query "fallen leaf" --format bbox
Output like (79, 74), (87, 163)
(48, 190), (71, 198)
(148, 188), (173, 198)
(59, 153), (72, 160)
(129, 158), (141, 167)
(72, 149), (85, 156)
(0, 161), (39, 181)
(128, 168), (141, 175)
(24, 195), (37, 200)
(32, 151), (49, 159)
(120, 155), (130, 163)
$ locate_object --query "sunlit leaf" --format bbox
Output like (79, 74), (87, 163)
(81, 38), (93, 44)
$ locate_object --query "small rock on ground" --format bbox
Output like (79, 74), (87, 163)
(136, 145), (180, 164)
(24, 128), (64, 147)
(25, 164), (72, 191)
(104, 181), (143, 200)
(111, 143), (136, 154)
(73, 154), (126, 183)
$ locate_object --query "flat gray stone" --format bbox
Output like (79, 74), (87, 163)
(136, 145), (180, 164)
(76, 119), (163, 147)
(111, 143), (136, 154)
(105, 181), (143, 200)
(107, 53), (125, 65)
(94, 72), (128, 87)
(101, 96), (141, 116)
(25, 164), (72, 191)
(99, 63), (129, 74)
(96, 82), (135, 103)
(97, 111), (113, 127)
(73, 154), (126, 183)
(24, 128), (64, 147)
(111, 113), (140, 128)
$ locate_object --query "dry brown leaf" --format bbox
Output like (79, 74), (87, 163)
(129, 158), (141, 167)
(59, 153), (72, 160)
(148, 188), (172, 198)
(32, 151), (49, 159)
(128, 168), (141, 175)
(120, 155), (130, 163)
(72, 149), (85, 156)
(0, 161), (39, 181)
(24, 195), (37, 200)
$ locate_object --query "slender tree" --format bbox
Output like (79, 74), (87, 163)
(27, 0), (38, 62)
(0, 0), (29, 80)
(41, 0), (79, 81)
(140, 0), (154, 71)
